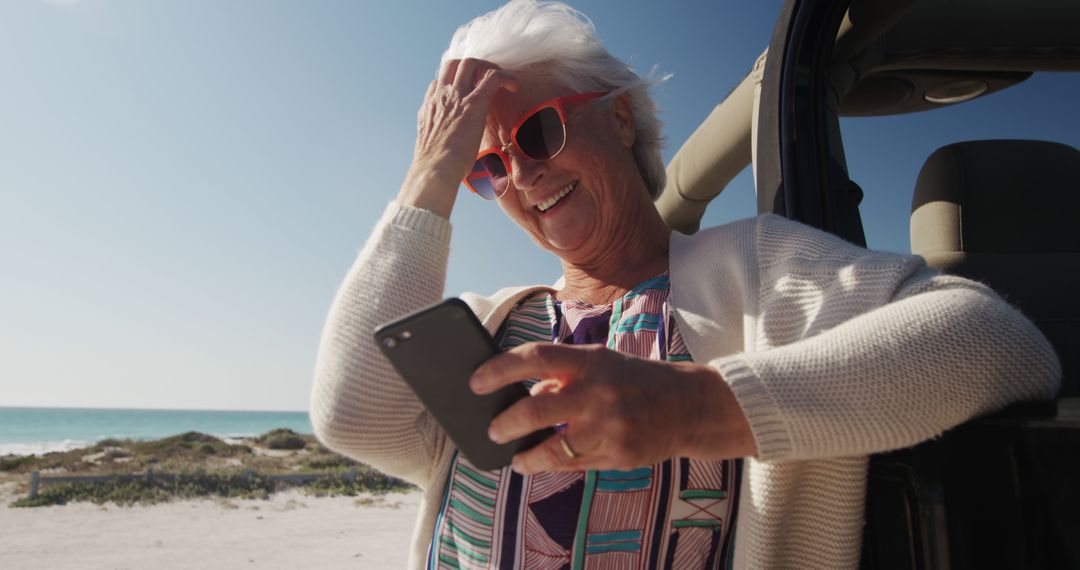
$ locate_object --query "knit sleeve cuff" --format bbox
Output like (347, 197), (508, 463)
(382, 201), (453, 243)
(711, 354), (795, 462)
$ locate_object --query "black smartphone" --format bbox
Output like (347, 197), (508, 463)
(374, 298), (554, 470)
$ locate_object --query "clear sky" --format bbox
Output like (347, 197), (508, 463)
(2, 0), (1077, 412)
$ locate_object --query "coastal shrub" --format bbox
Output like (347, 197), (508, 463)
(258, 429), (307, 451)
(6, 431), (415, 507)
(1, 455), (34, 472)
(132, 432), (238, 461)
(303, 466), (414, 497)
(10, 471), (278, 508)
(299, 454), (358, 471)
(1, 448), (92, 474)
(12, 480), (170, 507)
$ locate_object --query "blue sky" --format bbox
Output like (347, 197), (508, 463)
(2, 0), (1077, 411)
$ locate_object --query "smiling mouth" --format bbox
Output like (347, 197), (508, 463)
(536, 182), (578, 213)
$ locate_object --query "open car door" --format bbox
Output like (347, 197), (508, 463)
(658, 1), (1080, 567)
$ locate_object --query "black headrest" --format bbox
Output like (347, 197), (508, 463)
(911, 140), (1080, 254)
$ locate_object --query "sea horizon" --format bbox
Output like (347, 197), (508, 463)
(0, 406), (314, 457)
(0, 404), (309, 414)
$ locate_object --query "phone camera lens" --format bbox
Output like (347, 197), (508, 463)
(382, 338), (397, 349)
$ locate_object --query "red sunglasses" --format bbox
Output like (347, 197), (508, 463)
(463, 91), (607, 200)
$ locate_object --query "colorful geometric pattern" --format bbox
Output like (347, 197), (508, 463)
(429, 274), (741, 569)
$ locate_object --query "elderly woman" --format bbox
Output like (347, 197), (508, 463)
(311, 1), (1060, 568)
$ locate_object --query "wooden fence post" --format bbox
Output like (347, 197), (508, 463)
(347, 467), (358, 485)
(29, 470), (40, 499)
(145, 465), (153, 483)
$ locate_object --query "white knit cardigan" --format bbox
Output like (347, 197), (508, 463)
(310, 202), (1060, 569)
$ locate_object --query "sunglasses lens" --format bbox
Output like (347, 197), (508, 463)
(466, 153), (509, 200)
(516, 107), (565, 160)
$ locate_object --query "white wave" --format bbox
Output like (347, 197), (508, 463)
(0, 439), (93, 457)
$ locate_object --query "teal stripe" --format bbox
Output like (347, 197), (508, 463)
(586, 542), (641, 554)
(516, 306), (550, 317)
(587, 530), (643, 544)
(429, 451), (461, 570)
(617, 321), (660, 334)
(438, 553), (461, 570)
(617, 313), (661, 327)
(449, 499), (493, 526)
(672, 519), (724, 528)
(504, 330), (548, 343)
(513, 309), (550, 320)
(599, 467), (652, 480)
(680, 489), (727, 500)
(455, 464), (497, 490)
(520, 296), (550, 308)
(504, 329), (546, 341)
(445, 519), (492, 549)
(606, 298), (624, 349)
(597, 478), (651, 492)
(666, 354), (693, 362)
(453, 481), (496, 508)
(626, 285), (665, 302)
(507, 322), (553, 336)
(439, 536), (490, 564)
(571, 471), (598, 569)
(616, 314), (661, 334)
(629, 274), (669, 294)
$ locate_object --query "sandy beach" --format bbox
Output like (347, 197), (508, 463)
(0, 484), (421, 569)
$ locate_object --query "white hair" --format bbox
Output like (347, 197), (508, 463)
(441, 0), (668, 199)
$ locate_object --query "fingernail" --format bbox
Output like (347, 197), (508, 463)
(470, 373), (486, 393)
(487, 425), (502, 444)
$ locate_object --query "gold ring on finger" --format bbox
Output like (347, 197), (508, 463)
(559, 434), (579, 460)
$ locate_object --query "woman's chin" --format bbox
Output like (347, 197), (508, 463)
(535, 201), (598, 254)
(544, 235), (587, 254)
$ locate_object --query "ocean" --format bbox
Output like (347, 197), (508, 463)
(0, 407), (313, 456)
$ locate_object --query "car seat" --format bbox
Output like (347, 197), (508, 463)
(910, 139), (1079, 395)
(860, 139), (1080, 570)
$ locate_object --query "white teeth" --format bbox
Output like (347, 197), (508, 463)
(537, 182), (577, 212)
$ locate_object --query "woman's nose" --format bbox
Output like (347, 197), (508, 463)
(509, 152), (548, 191)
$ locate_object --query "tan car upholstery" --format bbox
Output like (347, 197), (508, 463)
(911, 140), (1079, 394)
(657, 50), (767, 234)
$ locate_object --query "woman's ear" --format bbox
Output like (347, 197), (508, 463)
(613, 94), (635, 148)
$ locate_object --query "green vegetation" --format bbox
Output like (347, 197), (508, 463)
(304, 464), (411, 498)
(257, 428), (307, 450)
(12, 472), (273, 508)
(0, 455), (34, 472)
(2, 430), (414, 508)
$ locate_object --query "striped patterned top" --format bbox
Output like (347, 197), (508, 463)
(428, 274), (741, 570)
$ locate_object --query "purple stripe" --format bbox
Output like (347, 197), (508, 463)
(498, 471), (524, 569)
(648, 459), (672, 570)
(717, 458), (743, 567)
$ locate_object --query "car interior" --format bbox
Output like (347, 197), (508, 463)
(657, 0), (1079, 568)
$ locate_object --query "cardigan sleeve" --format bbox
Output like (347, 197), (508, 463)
(709, 215), (1062, 462)
(309, 201), (454, 487)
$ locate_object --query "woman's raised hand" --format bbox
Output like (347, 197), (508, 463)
(470, 343), (758, 474)
(398, 59), (518, 219)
